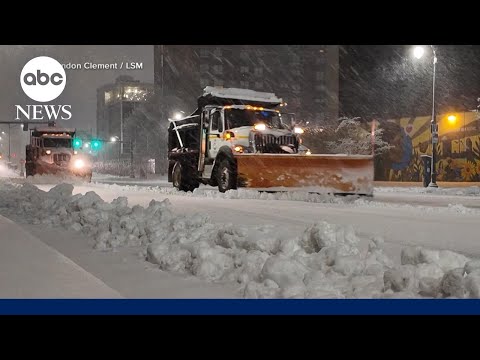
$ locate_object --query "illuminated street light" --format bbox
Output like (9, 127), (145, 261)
(174, 112), (183, 120)
(448, 115), (457, 125)
(110, 136), (117, 142)
(413, 46), (425, 59)
(412, 45), (438, 188)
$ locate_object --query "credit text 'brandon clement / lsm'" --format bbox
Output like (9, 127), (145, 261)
(61, 62), (143, 70)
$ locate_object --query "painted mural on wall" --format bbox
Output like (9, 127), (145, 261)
(375, 112), (480, 181)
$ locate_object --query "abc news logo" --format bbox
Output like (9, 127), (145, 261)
(15, 56), (72, 121)
(23, 70), (64, 86)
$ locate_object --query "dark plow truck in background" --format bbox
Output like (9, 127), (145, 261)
(167, 87), (374, 195)
(25, 126), (92, 182)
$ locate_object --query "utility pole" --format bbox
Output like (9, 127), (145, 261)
(429, 45), (438, 188)
(8, 124), (11, 162)
(161, 45), (164, 97)
(130, 139), (135, 178)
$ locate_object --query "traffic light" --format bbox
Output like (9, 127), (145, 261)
(91, 139), (102, 150)
(73, 138), (83, 149)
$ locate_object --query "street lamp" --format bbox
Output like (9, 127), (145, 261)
(110, 135), (134, 178)
(173, 111), (184, 120)
(413, 45), (438, 188)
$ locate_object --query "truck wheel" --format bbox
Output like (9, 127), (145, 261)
(172, 161), (199, 192)
(217, 158), (237, 193)
(25, 164), (35, 177)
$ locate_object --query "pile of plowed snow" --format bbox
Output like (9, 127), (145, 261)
(9, 173), (88, 185)
(1, 181), (479, 299)
(0, 162), (19, 178)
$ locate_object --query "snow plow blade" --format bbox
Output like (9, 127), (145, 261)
(234, 154), (374, 196)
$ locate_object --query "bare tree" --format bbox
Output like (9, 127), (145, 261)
(325, 118), (392, 155)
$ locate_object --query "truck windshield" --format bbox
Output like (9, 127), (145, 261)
(43, 138), (72, 148)
(225, 109), (284, 129)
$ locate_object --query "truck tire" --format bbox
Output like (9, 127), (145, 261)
(25, 163), (35, 177)
(217, 158), (237, 193)
(172, 161), (199, 192)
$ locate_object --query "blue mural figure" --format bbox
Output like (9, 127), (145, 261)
(374, 121), (413, 180)
(391, 128), (413, 171)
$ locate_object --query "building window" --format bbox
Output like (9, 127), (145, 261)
(315, 84), (325, 91)
(240, 66), (249, 74)
(240, 81), (249, 88)
(254, 81), (263, 89)
(316, 71), (324, 81)
(316, 56), (326, 65)
(200, 78), (209, 88)
(314, 98), (323, 104)
(240, 50), (248, 60)
(213, 47), (222, 57)
(199, 48), (209, 58)
(104, 91), (112, 104)
(254, 67), (263, 76)
(292, 68), (301, 76)
(200, 64), (209, 73)
(213, 65), (223, 75)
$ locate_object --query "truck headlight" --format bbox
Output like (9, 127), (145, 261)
(73, 159), (85, 169)
(45, 150), (52, 155)
(294, 127), (304, 134)
(254, 123), (266, 131)
(233, 145), (244, 153)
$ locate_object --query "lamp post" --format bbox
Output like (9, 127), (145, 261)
(110, 136), (134, 178)
(413, 45), (438, 188)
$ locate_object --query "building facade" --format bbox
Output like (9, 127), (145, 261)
(153, 45), (339, 125)
(96, 75), (154, 148)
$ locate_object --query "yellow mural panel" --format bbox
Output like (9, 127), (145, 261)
(375, 112), (480, 182)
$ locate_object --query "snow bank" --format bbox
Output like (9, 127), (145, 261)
(9, 173), (88, 185)
(0, 162), (19, 178)
(1, 180), (478, 299)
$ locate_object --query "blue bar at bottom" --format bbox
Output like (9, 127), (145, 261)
(1, 299), (480, 315)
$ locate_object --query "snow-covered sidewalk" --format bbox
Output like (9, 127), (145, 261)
(0, 214), (123, 298)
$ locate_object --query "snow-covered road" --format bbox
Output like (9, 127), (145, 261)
(31, 181), (480, 259)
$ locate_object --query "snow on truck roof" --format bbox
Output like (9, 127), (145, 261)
(202, 86), (282, 104)
(33, 127), (76, 133)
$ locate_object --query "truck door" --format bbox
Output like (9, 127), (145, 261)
(208, 109), (223, 158)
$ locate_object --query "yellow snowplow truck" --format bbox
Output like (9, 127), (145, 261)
(167, 87), (373, 195)
(25, 126), (92, 181)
